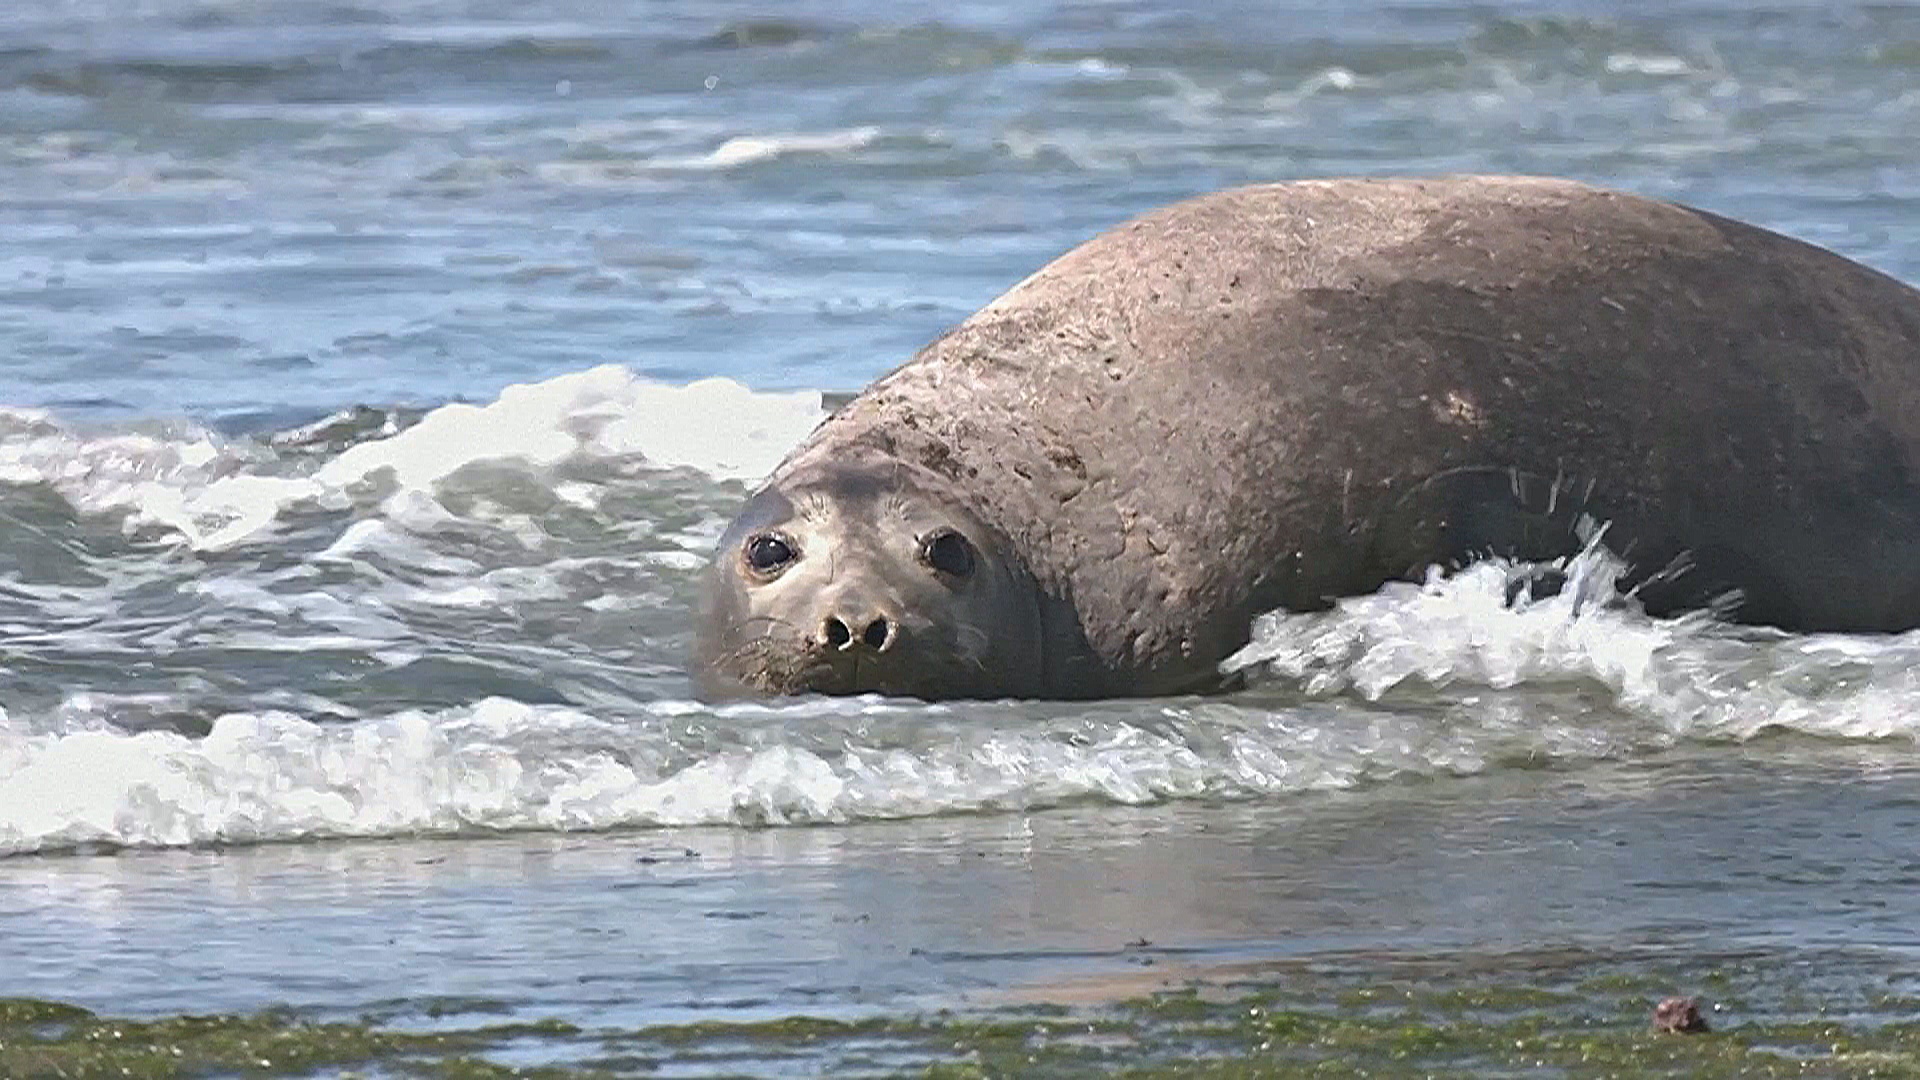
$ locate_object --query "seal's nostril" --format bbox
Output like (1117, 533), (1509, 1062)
(822, 616), (851, 649)
(862, 617), (892, 651)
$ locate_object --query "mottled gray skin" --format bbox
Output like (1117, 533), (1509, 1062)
(694, 175), (1920, 700)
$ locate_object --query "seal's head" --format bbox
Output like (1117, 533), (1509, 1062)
(692, 458), (1047, 699)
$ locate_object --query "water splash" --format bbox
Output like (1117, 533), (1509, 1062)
(1225, 541), (1920, 743)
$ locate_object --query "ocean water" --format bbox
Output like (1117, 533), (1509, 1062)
(5, 0), (1920, 1071)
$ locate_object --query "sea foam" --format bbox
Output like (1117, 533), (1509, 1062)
(1226, 542), (1920, 743)
(9, 564), (1920, 857)
(0, 366), (824, 552)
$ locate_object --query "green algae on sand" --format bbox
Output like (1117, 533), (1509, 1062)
(0, 998), (584, 1079)
(6, 950), (1920, 1078)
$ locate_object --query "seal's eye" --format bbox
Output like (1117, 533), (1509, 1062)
(920, 528), (976, 579)
(744, 533), (797, 575)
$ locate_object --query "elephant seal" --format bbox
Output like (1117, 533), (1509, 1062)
(693, 175), (1920, 700)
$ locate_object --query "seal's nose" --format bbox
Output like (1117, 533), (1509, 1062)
(820, 612), (896, 652)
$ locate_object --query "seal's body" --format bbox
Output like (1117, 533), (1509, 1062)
(694, 176), (1920, 700)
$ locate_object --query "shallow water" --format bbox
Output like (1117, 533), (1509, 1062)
(11, 749), (1920, 1016)
(3, 0), (1920, 1072)
(8, 751), (1920, 1073)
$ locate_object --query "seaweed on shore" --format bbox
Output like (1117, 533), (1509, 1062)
(6, 952), (1920, 1078)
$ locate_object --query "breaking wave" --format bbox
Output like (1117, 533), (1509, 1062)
(0, 365), (824, 552)
(6, 523), (1920, 856)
